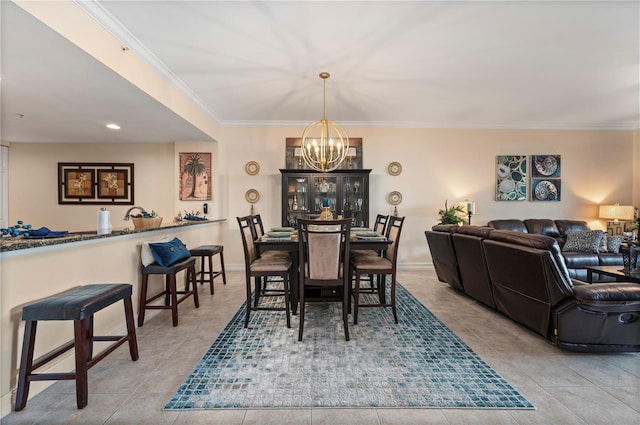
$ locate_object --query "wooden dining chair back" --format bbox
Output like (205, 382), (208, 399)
(250, 214), (289, 300)
(297, 218), (352, 341)
(251, 214), (266, 239)
(237, 215), (292, 329)
(350, 215), (405, 324)
(373, 214), (389, 236)
(350, 213), (390, 297)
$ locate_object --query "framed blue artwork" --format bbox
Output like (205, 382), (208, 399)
(496, 155), (527, 201)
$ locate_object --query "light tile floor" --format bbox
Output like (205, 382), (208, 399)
(2, 269), (639, 425)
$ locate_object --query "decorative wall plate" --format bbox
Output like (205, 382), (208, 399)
(245, 189), (260, 203)
(388, 162), (402, 176)
(387, 191), (403, 205)
(245, 161), (260, 175)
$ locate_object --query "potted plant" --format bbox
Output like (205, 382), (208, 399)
(437, 200), (465, 225)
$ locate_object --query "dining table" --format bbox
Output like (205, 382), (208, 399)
(255, 226), (391, 314)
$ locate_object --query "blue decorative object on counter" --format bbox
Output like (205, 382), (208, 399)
(183, 211), (207, 221)
(2, 221), (34, 237)
(0, 222), (69, 239)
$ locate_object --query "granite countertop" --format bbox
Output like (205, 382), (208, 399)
(0, 219), (226, 253)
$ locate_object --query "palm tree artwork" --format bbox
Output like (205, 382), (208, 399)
(180, 153), (210, 200)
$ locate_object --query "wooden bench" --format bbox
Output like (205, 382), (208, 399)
(15, 284), (138, 410)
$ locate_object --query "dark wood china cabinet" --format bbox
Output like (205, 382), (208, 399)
(280, 169), (371, 228)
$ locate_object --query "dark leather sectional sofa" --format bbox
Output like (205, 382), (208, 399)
(425, 220), (640, 352)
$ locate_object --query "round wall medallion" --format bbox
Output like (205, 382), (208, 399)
(245, 189), (260, 203)
(245, 161), (260, 175)
(387, 191), (403, 205)
(388, 162), (402, 176)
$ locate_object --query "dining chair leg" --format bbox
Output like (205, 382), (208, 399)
(284, 274), (291, 328)
(244, 275), (252, 328)
(343, 285), (350, 341)
(391, 276), (398, 324)
(298, 287), (305, 341)
(253, 277), (261, 308)
(353, 271), (361, 325)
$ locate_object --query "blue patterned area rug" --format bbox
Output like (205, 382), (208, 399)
(165, 284), (534, 410)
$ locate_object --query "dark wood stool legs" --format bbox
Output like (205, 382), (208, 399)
(189, 245), (227, 295)
(138, 257), (198, 327)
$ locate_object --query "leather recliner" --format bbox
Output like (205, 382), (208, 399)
(424, 225), (463, 292)
(483, 231), (640, 352)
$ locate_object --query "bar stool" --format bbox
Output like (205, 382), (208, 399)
(138, 257), (199, 327)
(189, 245), (226, 294)
(15, 284), (138, 410)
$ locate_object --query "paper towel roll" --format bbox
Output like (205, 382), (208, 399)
(97, 208), (112, 235)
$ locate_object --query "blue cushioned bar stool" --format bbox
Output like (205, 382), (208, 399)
(138, 257), (199, 327)
(188, 245), (226, 294)
(15, 284), (138, 410)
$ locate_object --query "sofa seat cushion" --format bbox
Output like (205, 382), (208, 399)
(598, 252), (625, 266)
(561, 252), (599, 268)
(573, 283), (640, 312)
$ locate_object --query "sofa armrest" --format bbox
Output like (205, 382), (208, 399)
(572, 283), (640, 312)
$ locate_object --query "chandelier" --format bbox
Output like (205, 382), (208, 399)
(300, 72), (349, 172)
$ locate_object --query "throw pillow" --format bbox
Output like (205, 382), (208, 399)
(607, 235), (624, 254)
(140, 236), (172, 266)
(562, 230), (604, 254)
(149, 237), (190, 267)
(599, 232), (608, 253)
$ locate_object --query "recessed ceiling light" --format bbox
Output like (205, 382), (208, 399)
(106, 123), (121, 130)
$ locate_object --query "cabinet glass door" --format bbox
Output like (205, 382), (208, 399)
(284, 176), (310, 226)
(342, 175), (366, 227)
(312, 176), (338, 217)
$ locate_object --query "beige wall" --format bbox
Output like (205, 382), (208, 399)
(216, 126), (636, 268)
(8, 141), (219, 233)
(6, 127), (637, 269)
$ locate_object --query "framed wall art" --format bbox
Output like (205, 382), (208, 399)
(97, 169), (129, 199)
(179, 152), (212, 201)
(531, 155), (561, 202)
(495, 155), (527, 201)
(58, 163), (134, 205)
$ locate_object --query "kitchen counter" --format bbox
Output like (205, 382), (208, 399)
(0, 219), (225, 253)
(0, 218), (226, 415)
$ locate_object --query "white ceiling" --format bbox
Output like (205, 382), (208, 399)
(1, 1), (639, 144)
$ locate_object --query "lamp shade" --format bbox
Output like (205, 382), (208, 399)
(599, 204), (635, 221)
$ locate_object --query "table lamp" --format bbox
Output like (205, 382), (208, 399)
(599, 203), (635, 235)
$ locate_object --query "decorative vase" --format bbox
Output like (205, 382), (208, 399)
(320, 206), (333, 220)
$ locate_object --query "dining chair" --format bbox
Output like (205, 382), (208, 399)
(350, 213), (389, 298)
(297, 218), (352, 341)
(350, 215), (405, 324)
(237, 215), (292, 328)
(251, 214), (291, 259)
(251, 214), (290, 306)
